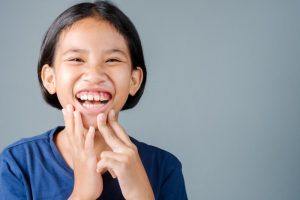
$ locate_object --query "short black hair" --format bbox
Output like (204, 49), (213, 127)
(37, 0), (147, 111)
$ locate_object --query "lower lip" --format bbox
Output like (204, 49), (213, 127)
(75, 99), (111, 115)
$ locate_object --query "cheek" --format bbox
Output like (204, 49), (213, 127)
(55, 66), (78, 106)
(113, 69), (132, 106)
(56, 67), (75, 84)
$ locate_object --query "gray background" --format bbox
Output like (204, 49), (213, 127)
(0, 0), (299, 199)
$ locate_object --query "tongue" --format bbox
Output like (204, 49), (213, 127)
(84, 100), (100, 104)
(83, 99), (109, 104)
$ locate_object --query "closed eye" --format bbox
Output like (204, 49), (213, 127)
(106, 58), (121, 63)
(68, 58), (84, 62)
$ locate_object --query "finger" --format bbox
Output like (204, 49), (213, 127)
(73, 110), (85, 148)
(62, 105), (75, 146)
(84, 126), (95, 155)
(96, 157), (120, 177)
(65, 104), (75, 134)
(100, 150), (125, 162)
(108, 168), (117, 179)
(108, 109), (134, 147)
(96, 163), (107, 175)
(96, 160), (116, 178)
(99, 151), (125, 179)
(62, 109), (72, 146)
(97, 113), (127, 151)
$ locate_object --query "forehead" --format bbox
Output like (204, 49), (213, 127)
(56, 17), (129, 55)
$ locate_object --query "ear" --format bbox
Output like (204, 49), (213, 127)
(41, 64), (56, 94)
(129, 67), (143, 96)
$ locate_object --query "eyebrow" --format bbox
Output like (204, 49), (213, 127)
(62, 48), (128, 57)
(62, 48), (88, 56)
(103, 48), (128, 57)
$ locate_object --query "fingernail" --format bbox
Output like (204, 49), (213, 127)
(67, 104), (72, 112)
(62, 108), (65, 115)
(98, 113), (105, 121)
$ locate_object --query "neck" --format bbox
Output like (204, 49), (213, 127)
(93, 129), (111, 152)
(61, 128), (110, 155)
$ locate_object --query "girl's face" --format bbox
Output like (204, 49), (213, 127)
(41, 17), (143, 129)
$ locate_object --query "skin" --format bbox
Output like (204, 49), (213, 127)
(41, 17), (154, 200)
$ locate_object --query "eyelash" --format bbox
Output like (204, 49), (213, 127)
(67, 58), (121, 63)
(106, 58), (121, 63)
(68, 58), (84, 62)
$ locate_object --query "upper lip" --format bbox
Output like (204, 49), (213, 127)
(75, 86), (114, 97)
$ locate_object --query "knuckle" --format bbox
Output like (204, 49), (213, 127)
(98, 123), (106, 128)
(120, 161), (127, 170)
(124, 157), (131, 165)
(100, 151), (108, 158)
(106, 133), (115, 141)
(121, 155), (131, 165)
(127, 148), (136, 157)
(130, 144), (138, 152)
(109, 115), (116, 122)
(100, 157), (107, 163)
(99, 125), (109, 133)
(101, 157), (106, 162)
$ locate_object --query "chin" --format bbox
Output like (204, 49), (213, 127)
(81, 115), (98, 130)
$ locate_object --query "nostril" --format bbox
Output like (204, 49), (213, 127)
(82, 72), (108, 83)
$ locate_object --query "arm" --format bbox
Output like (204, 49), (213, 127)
(0, 154), (27, 200)
(158, 164), (188, 200)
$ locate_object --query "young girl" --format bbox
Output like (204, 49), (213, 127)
(0, 1), (187, 199)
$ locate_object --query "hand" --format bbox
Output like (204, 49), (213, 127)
(96, 109), (155, 200)
(62, 104), (104, 200)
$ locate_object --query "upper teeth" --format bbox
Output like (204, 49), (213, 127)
(77, 92), (110, 101)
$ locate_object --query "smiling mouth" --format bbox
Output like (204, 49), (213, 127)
(75, 91), (112, 109)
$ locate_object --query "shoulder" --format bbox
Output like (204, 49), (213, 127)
(129, 136), (182, 170)
(0, 127), (59, 164)
(129, 136), (187, 198)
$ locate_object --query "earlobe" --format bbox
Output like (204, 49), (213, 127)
(129, 67), (143, 96)
(41, 64), (56, 94)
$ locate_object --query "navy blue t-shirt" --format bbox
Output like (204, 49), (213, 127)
(0, 126), (187, 200)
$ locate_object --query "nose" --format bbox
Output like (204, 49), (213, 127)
(82, 64), (108, 84)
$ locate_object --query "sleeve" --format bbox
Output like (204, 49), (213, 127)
(158, 162), (188, 200)
(0, 152), (27, 200)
